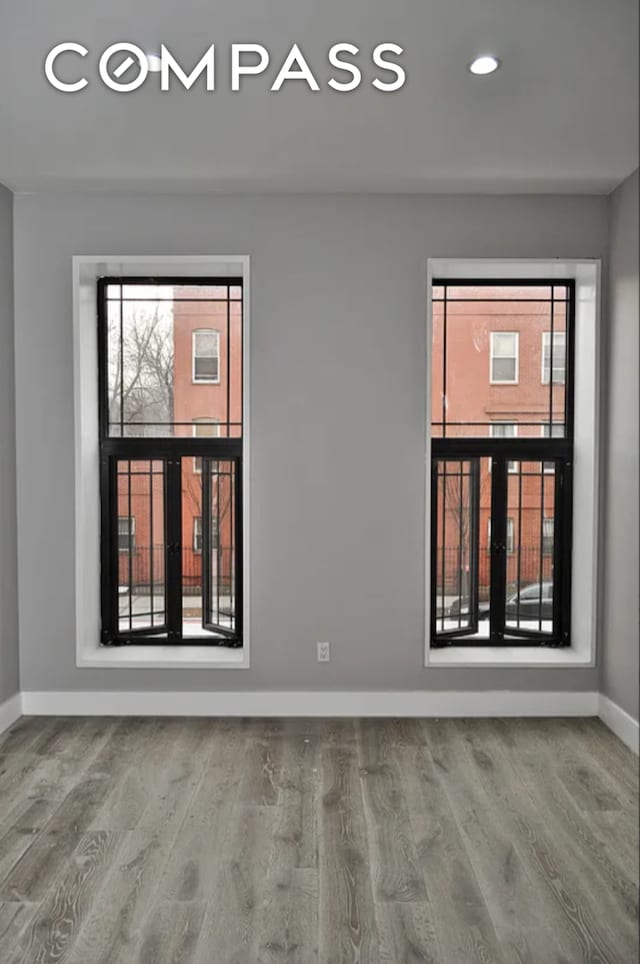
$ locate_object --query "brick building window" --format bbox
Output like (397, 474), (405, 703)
(193, 418), (221, 472)
(542, 423), (563, 471)
(192, 329), (220, 383)
(490, 332), (519, 383)
(542, 331), (566, 384)
(488, 518), (515, 553)
(490, 423), (518, 472)
(117, 516), (135, 552)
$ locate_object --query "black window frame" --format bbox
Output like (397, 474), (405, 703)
(430, 278), (575, 648)
(98, 276), (243, 648)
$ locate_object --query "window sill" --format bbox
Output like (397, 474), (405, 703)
(77, 644), (249, 670)
(426, 645), (594, 668)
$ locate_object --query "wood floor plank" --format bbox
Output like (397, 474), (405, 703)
(0, 772), (112, 901)
(8, 831), (123, 964)
(318, 744), (380, 964)
(0, 718), (60, 756)
(0, 902), (39, 962)
(255, 735), (321, 962)
(131, 899), (206, 964)
(357, 722), (441, 964)
(63, 832), (173, 964)
(192, 805), (277, 963)
(357, 720), (428, 903)
(0, 797), (61, 886)
(238, 735), (283, 806)
(159, 728), (247, 901)
(398, 742), (509, 964)
(65, 740), (209, 963)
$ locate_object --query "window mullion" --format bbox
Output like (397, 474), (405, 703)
(165, 458), (183, 641)
(489, 457), (508, 644)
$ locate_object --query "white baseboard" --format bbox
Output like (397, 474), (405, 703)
(20, 689), (599, 719)
(11, 691), (638, 755)
(598, 694), (639, 755)
(0, 692), (23, 735)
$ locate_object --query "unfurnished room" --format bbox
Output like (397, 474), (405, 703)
(0, 1), (638, 962)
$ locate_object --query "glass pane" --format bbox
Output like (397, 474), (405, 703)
(182, 459), (204, 637)
(432, 283), (571, 437)
(504, 461), (555, 637)
(434, 458), (489, 639)
(181, 458), (237, 639)
(106, 282), (242, 438)
(116, 460), (166, 633)
(206, 460), (237, 636)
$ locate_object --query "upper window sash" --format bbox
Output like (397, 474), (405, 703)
(98, 277), (243, 440)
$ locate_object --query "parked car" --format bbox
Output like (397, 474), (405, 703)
(447, 581), (553, 620)
(506, 581), (553, 620)
(447, 596), (490, 618)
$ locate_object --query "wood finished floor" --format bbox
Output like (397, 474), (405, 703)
(0, 716), (637, 964)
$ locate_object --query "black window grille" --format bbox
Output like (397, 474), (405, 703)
(431, 280), (574, 647)
(98, 278), (243, 647)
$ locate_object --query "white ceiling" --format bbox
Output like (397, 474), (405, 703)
(0, 0), (637, 194)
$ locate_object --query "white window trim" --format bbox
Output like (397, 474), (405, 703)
(541, 330), (566, 385)
(489, 331), (519, 384)
(426, 259), (601, 669)
(73, 255), (251, 670)
(192, 328), (221, 384)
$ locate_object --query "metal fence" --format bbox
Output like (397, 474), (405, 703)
(435, 547), (553, 598)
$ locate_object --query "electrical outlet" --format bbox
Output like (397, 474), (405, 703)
(317, 641), (330, 662)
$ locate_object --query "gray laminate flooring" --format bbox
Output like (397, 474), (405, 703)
(0, 716), (637, 963)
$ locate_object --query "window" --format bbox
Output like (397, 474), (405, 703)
(490, 423), (518, 472)
(117, 516), (135, 552)
(431, 280), (574, 648)
(193, 329), (220, 383)
(490, 332), (518, 384)
(193, 516), (202, 553)
(488, 518), (515, 553)
(193, 418), (221, 472)
(541, 423), (563, 471)
(194, 515), (219, 552)
(99, 279), (243, 647)
(542, 331), (566, 384)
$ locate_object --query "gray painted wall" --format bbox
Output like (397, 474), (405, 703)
(0, 183), (19, 703)
(602, 170), (639, 721)
(14, 192), (609, 693)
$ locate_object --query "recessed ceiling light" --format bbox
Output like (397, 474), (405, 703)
(468, 55), (501, 76)
(146, 52), (162, 72)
